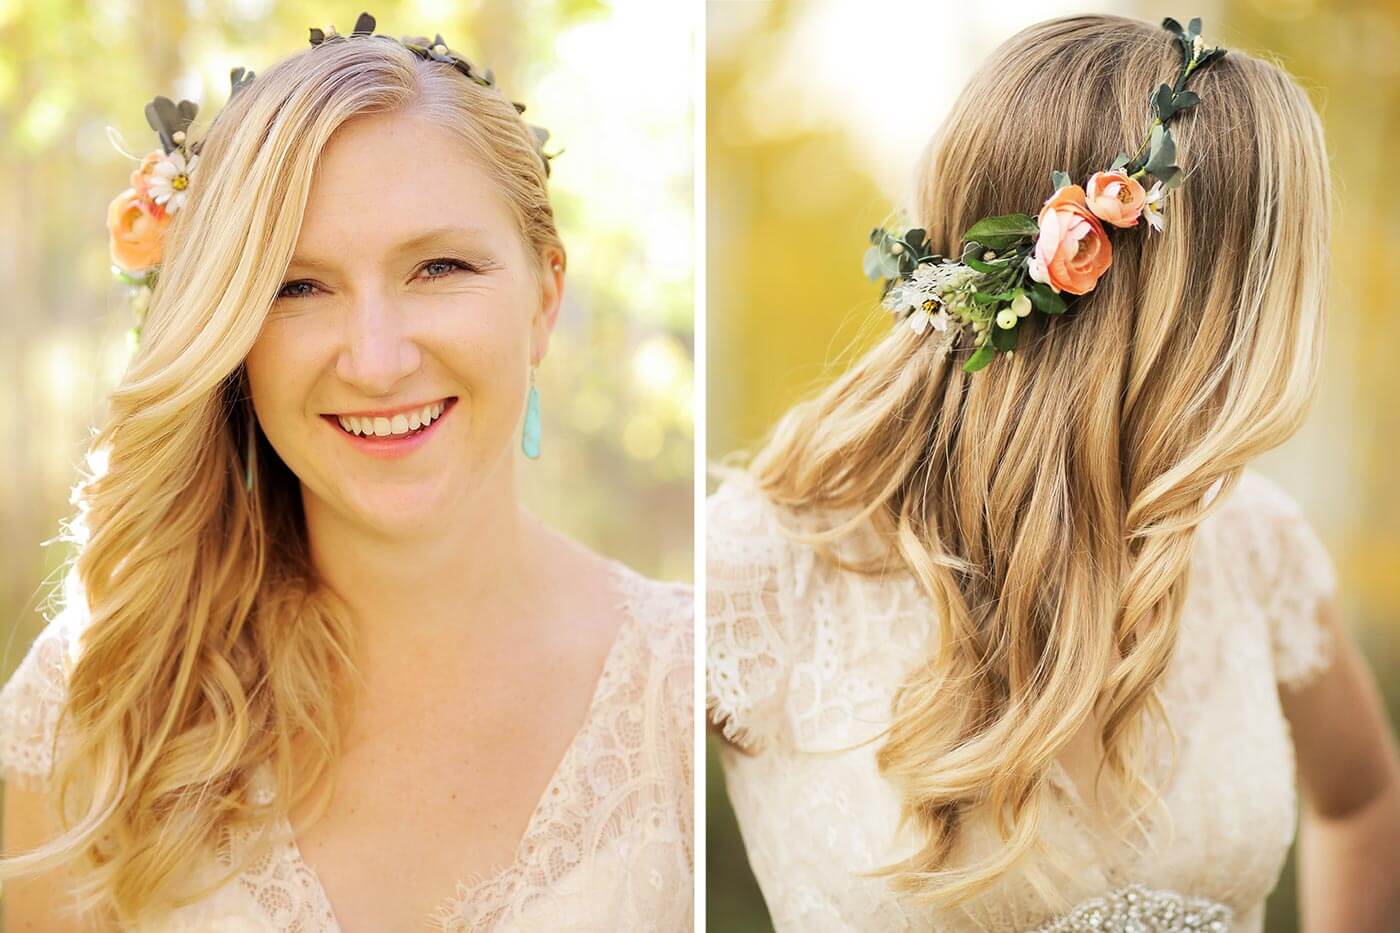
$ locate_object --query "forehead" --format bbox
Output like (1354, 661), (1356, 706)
(289, 110), (516, 264)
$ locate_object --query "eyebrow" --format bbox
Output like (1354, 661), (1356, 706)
(286, 225), (492, 272)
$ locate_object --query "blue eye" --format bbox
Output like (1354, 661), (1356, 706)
(277, 280), (319, 300)
(419, 258), (474, 280)
(274, 258), (476, 301)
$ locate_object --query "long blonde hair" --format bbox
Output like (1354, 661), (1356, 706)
(0, 33), (561, 926)
(746, 14), (1330, 906)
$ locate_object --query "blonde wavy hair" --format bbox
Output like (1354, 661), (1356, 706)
(0, 32), (562, 926)
(743, 14), (1330, 907)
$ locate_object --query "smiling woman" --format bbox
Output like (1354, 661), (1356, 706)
(0, 11), (693, 932)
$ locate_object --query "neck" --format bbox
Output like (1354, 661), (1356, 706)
(300, 457), (543, 666)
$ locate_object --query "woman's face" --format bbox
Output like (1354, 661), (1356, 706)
(243, 110), (562, 536)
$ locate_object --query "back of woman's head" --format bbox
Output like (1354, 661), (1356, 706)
(0, 31), (559, 926)
(750, 13), (1330, 906)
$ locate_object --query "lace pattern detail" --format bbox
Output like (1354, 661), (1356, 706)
(0, 560), (693, 932)
(0, 598), (88, 791)
(424, 562), (694, 931)
(1242, 476), (1339, 689)
(707, 469), (1333, 931)
(217, 795), (340, 933)
(706, 477), (793, 753)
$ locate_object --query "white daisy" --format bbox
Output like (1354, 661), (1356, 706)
(147, 150), (198, 214)
(908, 300), (950, 336)
(1142, 180), (1167, 233)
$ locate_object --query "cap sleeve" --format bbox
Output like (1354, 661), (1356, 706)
(0, 603), (84, 791)
(1234, 472), (1339, 691)
(705, 477), (797, 754)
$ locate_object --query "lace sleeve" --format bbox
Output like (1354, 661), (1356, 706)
(1237, 472), (1339, 691)
(705, 477), (794, 754)
(0, 606), (83, 792)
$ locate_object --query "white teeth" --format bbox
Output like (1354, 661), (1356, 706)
(336, 400), (448, 437)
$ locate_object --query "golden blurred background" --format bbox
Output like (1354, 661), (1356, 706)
(0, 0), (693, 769)
(706, 1), (1399, 930)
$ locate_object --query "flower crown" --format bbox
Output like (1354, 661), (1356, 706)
(106, 11), (555, 347)
(864, 17), (1227, 373)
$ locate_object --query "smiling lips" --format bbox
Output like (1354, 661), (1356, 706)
(335, 399), (448, 438)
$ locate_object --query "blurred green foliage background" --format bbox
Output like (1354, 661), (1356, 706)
(0, 0), (692, 791)
(706, 1), (1400, 931)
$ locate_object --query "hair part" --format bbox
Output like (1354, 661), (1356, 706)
(746, 13), (1329, 908)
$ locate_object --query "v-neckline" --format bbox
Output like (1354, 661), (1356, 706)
(252, 557), (642, 932)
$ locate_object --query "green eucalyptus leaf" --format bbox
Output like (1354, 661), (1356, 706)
(352, 12), (376, 36)
(145, 96), (180, 152)
(1172, 90), (1200, 111)
(1051, 170), (1072, 192)
(229, 66), (255, 99)
(175, 99), (198, 131)
(1144, 124), (1178, 177)
(962, 343), (997, 373)
(1188, 17), (1202, 39)
(1153, 84), (1175, 121)
(903, 228), (928, 254)
(1162, 16), (1184, 37)
(1109, 152), (1130, 172)
(1027, 281), (1068, 315)
(862, 246), (882, 282)
(1153, 165), (1182, 189)
(880, 251), (903, 279)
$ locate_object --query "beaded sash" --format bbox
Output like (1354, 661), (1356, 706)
(1029, 884), (1233, 932)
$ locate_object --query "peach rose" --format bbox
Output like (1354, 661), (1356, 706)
(1029, 184), (1112, 295)
(1084, 170), (1147, 228)
(107, 187), (170, 274)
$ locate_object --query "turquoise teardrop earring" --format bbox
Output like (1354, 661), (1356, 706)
(521, 364), (542, 459)
(244, 417), (256, 492)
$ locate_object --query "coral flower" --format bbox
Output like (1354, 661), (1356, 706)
(1029, 185), (1112, 295)
(1085, 170), (1147, 228)
(107, 187), (170, 274)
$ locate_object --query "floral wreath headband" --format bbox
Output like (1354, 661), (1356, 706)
(106, 11), (556, 348)
(865, 17), (1227, 373)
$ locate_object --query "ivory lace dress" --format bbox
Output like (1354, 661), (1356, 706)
(0, 558), (694, 932)
(707, 470), (1337, 932)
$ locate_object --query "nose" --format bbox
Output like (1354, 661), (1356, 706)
(335, 294), (423, 395)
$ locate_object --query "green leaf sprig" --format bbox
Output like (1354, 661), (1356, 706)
(308, 11), (557, 176)
(863, 15), (1226, 375)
